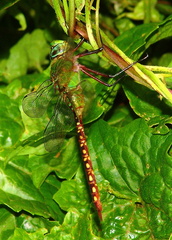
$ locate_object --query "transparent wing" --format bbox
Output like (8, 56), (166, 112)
(22, 79), (54, 118)
(44, 99), (75, 152)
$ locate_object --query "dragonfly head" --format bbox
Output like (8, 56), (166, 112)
(50, 40), (68, 59)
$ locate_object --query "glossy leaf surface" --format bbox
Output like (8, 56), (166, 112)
(0, 1), (172, 239)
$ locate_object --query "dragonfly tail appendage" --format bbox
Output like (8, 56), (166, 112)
(75, 115), (102, 221)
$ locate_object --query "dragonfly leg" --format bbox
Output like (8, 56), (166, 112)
(79, 53), (148, 87)
(108, 54), (149, 78)
(73, 38), (85, 52)
(80, 64), (124, 87)
(73, 38), (102, 57)
(80, 64), (115, 78)
(76, 47), (103, 59)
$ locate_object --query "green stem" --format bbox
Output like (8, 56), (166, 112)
(62, 0), (69, 25)
(68, 0), (75, 37)
(101, 31), (172, 102)
(143, 0), (151, 23)
(95, 0), (101, 47)
(52, 0), (68, 34)
(100, 30), (133, 65)
(85, 0), (98, 49)
(145, 66), (172, 74)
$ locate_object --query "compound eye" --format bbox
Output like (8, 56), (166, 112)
(50, 41), (67, 59)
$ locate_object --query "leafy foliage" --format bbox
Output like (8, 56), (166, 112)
(0, 0), (172, 239)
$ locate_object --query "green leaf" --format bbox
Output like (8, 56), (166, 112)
(0, 160), (51, 218)
(53, 179), (90, 215)
(1, 1), (172, 239)
(28, 137), (80, 188)
(0, 93), (24, 149)
(125, 0), (161, 22)
(107, 104), (136, 127)
(8, 228), (47, 240)
(148, 116), (172, 134)
(0, 208), (15, 240)
(0, 0), (20, 10)
(101, 198), (152, 239)
(45, 211), (103, 240)
(86, 118), (172, 238)
(123, 79), (172, 119)
(115, 15), (172, 59)
(0, 29), (49, 81)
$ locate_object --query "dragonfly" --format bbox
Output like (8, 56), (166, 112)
(22, 38), (139, 221)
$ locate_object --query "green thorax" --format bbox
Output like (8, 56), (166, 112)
(50, 40), (85, 118)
